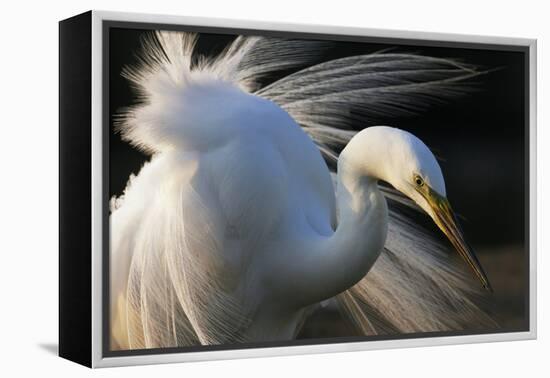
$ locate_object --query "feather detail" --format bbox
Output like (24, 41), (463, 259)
(112, 30), (498, 350)
(260, 53), (485, 164)
(116, 31), (332, 153)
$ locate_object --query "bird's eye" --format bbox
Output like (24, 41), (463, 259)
(414, 175), (424, 187)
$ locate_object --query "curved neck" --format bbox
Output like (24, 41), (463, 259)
(325, 151), (389, 294)
(278, 129), (404, 307)
(287, 141), (390, 307)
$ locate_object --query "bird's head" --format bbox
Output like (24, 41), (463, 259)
(345, 126), (492, 292)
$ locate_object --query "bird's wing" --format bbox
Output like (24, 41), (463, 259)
(260, 53), (498, 334)
(111, 152), (252, 348)
(110, 156), (201, 349)
(111, 31), (314, 348)
(116, 31), (332, 154)
(111, 144), (288, 349)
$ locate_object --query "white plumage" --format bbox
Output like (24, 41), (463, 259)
(110, 31), (496, 350)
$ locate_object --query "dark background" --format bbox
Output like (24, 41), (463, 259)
(109, 27), (528, 335)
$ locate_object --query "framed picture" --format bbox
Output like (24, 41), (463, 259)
(59, 10), (537, 368)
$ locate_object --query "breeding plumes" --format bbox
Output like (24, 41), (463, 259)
(110, 31), (497, 350)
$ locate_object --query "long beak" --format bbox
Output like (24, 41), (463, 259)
(425, 189), (493, 292)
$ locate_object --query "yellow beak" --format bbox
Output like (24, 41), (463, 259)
(425, 188), (492, 292)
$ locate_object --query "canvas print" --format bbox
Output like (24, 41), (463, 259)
(107, 27), (528, 353)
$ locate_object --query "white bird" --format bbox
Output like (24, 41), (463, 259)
(110, 31), (496, 350)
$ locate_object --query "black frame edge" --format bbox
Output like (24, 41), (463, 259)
(59, 10), (93, 368)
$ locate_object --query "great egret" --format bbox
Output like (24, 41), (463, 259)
(110, 31), (496, 350)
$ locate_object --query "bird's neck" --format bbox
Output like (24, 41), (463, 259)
(335, 129), (393, 235)
(328, 148), (389, 291)
(284, 129), (392, 307)
(293, 140), (389, 306)
(336, 154), (380, 220)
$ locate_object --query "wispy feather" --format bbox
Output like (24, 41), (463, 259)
(110, 30), (496, 350)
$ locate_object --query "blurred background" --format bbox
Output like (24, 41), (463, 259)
(109, 28), (528, 338)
